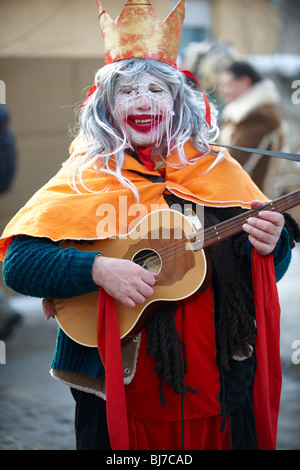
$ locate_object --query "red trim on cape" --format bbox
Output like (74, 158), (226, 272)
(181, 70), (211, 127)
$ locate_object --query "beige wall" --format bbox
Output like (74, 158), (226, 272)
(211, 0), (280, 54)
(0, 57), (104, 232)
(0, 0), (172, 58)
(0, 0), (174, 235)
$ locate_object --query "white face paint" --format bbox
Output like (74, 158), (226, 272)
(113, 72), (174, 150)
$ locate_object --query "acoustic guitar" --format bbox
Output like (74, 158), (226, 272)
(45, 190), (300, 348)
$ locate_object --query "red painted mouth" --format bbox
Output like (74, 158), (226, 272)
(126, 114), (163, 133)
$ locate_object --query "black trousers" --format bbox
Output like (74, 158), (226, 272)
(222, 357), (258, 450)
(70, 388), (111, 450)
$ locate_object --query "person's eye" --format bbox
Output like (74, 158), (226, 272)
(120, 88), (134, 95)
(150, 87), (163, 93)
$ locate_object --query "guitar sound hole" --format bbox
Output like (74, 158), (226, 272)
(132, 249), (161, 274)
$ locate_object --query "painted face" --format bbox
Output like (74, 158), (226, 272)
(113, 72), (174, 149)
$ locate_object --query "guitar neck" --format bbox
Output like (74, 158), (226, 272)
(198, 190), (300, 250)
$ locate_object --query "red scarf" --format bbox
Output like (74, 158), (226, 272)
(97, 288), (129, 450)
(137, 147), (155, 171)
(252, 250), (282, 450)
(97, 250), (282, 450)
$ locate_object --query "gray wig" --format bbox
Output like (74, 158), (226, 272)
(66, 59), (221, 198)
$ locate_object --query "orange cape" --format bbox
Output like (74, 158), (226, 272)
(0, 141), (267, 261)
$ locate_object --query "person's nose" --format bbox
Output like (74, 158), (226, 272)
(136, 94), (151, 111)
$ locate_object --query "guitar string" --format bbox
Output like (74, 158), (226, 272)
(53, 194), (299, 308)
(132, 213), (238, 266)
(131, 194), (299, 269)
(54, 194), (299, 301)
(134, 193), (299, 265)
(130, 194), (299, 268)
(65, 193), (298, 273)
(134, 208), (299, 270)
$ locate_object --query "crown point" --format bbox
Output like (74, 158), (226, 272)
(165, 0), (185, 22)
(97, 1), (115, 23)
(97, 0), (185, 67)
(96, 0), (103, 15)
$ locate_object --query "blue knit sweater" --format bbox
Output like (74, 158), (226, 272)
(2, 229), (292, 379)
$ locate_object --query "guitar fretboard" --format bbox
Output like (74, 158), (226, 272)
(192, 190), (300, 249)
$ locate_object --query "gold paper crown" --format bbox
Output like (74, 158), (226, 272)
(97, 0), (185, 68)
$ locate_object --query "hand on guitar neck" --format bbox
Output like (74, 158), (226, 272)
(242, 200), (285, 256)
(92, 256), (157, 309)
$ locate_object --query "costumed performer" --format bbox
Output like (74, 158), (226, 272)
(1, 0), (300, 451)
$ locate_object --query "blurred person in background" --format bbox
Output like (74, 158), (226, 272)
(218, 61), (286, 194)
(0, 105), (22, 340)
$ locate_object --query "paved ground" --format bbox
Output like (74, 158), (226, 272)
(0, 297), (75, 450)
(0, 246), (299, 450)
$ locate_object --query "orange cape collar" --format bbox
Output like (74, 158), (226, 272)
(0, 141), (267, 261)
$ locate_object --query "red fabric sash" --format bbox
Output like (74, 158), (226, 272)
(251, 250), (282, 450)
(137, 147), (155, 171)
(181, 70), (211, 127)
(96, 288), (130, 450)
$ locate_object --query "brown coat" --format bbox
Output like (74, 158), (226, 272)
(219, 79), (286, 193)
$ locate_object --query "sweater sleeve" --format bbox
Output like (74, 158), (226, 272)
(2, 235), (100, 299)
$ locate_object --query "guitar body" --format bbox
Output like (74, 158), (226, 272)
(48, 189), (300, 347)
(54, 209), (207, 347)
